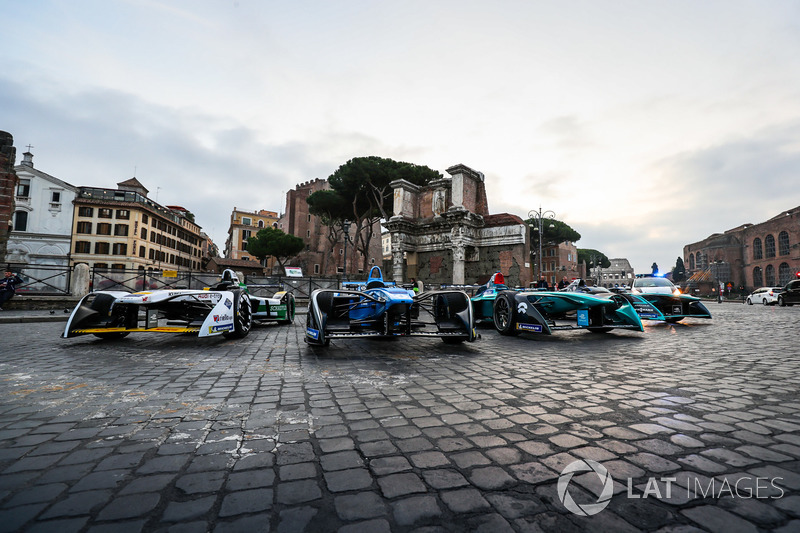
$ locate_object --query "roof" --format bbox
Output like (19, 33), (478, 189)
(686, 268), (713, 283)
(483, 213), (525, 227)
(117, 177), (149, 194)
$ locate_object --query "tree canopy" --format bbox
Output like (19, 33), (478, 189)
(672, 257), (686, 282)
(307, 156), (442, 271)
(527, 218), (581, 246)
(578, 248), (611, 268)
(246, 227), (305, 270)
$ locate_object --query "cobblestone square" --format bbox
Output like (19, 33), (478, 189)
(0, 303), (798, 532)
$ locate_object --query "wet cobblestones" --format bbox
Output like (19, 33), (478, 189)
(0, 303), (798, 531)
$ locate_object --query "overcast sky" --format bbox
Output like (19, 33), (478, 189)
(3, 0), (800, 274)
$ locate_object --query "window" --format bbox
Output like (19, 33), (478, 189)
(242, 217), (252, 225)
(139, 246), (146, 258)
(314, 264), (320, 274)
(51, 191), (61, 203)
(765, 235), (776, 258)
(76, 221), (92, 234)
(753, 267), (763, 287)
(779, 262), (792, 286)
(111, 263), (126, 270)
(778, 231), (790, 256)
(95, 242), (110, 254)
(306, 230), (310, 237)
(117, 209), (130, 219)
(16, 179), (31, 197)
(765, 264), (775, 286)
(752, 238), (762, 260)
(99, 208), (113, 218)
(94, 263), (108, 270)
(142, 214), (148, 224)
(75, 241), (91, 254)
(308, 214), (311, 222)
(78, 207), (94, 217)
(12, 211), (27, 231)
(141, 228), (147, 239)
(258, 220), (264, 228)
(114, 224), (129, 236)
(113, 243), (127, 255)
(97, 223), (112, 235)
(689, 254), (695, 270)
(695, 251), (702, 267)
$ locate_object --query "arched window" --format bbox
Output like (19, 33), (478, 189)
(779, 263), (792, 286)
(258, 220), (264, 228)
(753, 267), (763, 287)
(778, 231), (790, 256)
(689, 254), (695, 270)
(765, 264), (775, 286)
(765, 235), (776, 258)
(695, 251), (702, 268)
(13, 211), (28, 232)
(753, 238), (762, 260)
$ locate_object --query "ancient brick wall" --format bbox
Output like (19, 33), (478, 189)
(0, 132), (17, 261)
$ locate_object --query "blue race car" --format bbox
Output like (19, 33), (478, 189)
(305, 267), (477, 346)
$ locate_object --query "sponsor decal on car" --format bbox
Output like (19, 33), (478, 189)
(213, 314), (233, 322)
(516, 323), (543, 333)
(224, 298), (233, 309)
(577, 309), (589, 326)
(209, 324), (234, 333)
(672, 305), (682, 314)
(273, 305), (287, 312)
(640, 313), (659, 319)
(306, 327), (320, 340)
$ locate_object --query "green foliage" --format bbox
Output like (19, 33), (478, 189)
(578, 248), (611, 268)
(672, 257), (686, 282)
(247, 227), (305, 268)
(527, 218), (581, 245)
(306, 189), (352, 226)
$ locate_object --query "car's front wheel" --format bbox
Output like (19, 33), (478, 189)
(493, 293), (519, 336)
(746, 298), (752, 305)
(224, 290), (252, 338)
(778, 295), (786, 307)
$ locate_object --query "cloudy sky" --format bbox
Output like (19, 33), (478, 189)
(3, 0), (800, 274)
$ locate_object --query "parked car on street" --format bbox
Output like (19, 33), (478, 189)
(746, 287), (782, 306)
(777, 278), (800, 307)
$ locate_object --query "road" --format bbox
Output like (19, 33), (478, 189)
(0, 303), (798, 532)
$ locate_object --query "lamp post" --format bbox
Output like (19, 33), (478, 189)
(528, 207), (556, 285)
(342, 220), (351, 281)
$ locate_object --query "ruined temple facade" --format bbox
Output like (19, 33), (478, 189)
(385, 164), (531, 287)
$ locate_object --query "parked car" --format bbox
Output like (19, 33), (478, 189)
(746, 287), (782, 306)
(777, 278), (800, 307)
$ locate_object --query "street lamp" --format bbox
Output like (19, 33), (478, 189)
(341, 220), (351, 281)
(528, 207), (556, 285)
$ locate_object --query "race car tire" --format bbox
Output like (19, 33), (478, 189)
(224, 290), (252, 338)
(778, 296), (786, 307)
(277, 293), (296, 325)
(306, 311), (329, 346)
(493, 292), (519, 336)
(93, 332), (130, 340)
(746, 298), (752, 305)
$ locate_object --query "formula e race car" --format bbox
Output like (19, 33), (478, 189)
(492, 287), (645, 335)
(305, 266), (477, 346)
(63, 284), (252, 340)
(470, 272), (511, 323)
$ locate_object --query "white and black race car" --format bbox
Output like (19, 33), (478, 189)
(63, 269), (293, 340)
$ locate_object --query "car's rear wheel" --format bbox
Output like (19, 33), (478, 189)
(493, 293), (519, 336)
(224, 290), (252, 338)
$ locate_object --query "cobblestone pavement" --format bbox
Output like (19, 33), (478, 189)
(0, 303), (798, 532)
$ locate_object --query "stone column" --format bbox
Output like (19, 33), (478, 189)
(0, 131), (17, 261)
(452, 243), (465, 285)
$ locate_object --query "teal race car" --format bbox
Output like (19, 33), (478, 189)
(470, 272), (653, 335)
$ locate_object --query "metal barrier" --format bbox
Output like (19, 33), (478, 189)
(90, 268), (222, 293)
(245, 275), (367, 300)
(6, 263), (72, 296)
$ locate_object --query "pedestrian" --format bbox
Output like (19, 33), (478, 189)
(558, 276), (569, 290)
(537, 276), (549, 290)
(0, 270), (24, 310)
(409, 277), (419, 293)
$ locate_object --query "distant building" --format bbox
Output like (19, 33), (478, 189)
(381, 232), (392, 261)
(224, 208), (279, 273)
(592, 257), (634, 288)
(385, 164), (531, 286)
(683, 206), (800, 291)
(199, 231), (219, 270)
(540, 241), (581, 287)
(278, 179), (381, 277)
(5, 151), (78, 274)
(71, 178), (204, 272)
